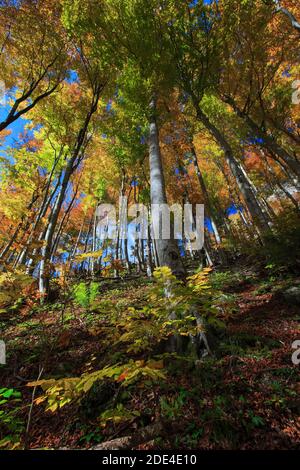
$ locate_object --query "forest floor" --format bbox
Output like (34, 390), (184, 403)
(1, 262), (299, 450)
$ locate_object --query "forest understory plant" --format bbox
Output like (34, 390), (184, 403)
(0, 0), (300, 453)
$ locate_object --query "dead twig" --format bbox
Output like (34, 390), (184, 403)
(24, 365), (44, 449)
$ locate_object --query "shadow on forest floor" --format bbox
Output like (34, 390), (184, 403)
(0, 264), (299, 450)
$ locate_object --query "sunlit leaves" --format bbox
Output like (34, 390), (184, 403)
(0, 270), (35, 308)
(27, 359), (166, 412)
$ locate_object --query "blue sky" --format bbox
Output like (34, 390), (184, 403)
(0, 105), (28, 156)
(0, 70), (80, 156)
(190, 0), (213, 6)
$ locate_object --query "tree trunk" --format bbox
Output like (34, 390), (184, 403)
(17, 165), (63, 266)
(39, 163), (74, 295)
(261, 150), (300, 211)
(223, 95), (300, 179)
(90, 204), (98, 276)
(149, 97), (185, 278)
(51, 183), (79, 260)
(273, 0), (300, 32)
(70, 215), (86, 265)
(0, 190), (40, 261)
(190, 144), (223, 245)
(82, 211), (94, 274)
(146, 208), (154, 277)
(39, 84), (102, 297)
(193, 103), (271, 233)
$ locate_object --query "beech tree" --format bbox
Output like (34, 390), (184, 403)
(0, 0), (299, 286)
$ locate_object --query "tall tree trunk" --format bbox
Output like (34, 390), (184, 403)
(216, 160), (256, 233)
(190, 144), (223, 245)
(70, 215), (86, 265)
(149, 97), (185, 278)
(17, 167), (63, 266)
(193, 102), (271, 233)
(39, 163), (74, 295)
(260, 150), (300, 211)
(81, 212), (94, 274)
(90, 204), (98, 276)
(146, 207), (154, 277)
(22, 172), (63, 270)
(51, 183), (79, 260)
(222, 95), (300, 178)
(39, 84), (102, 297)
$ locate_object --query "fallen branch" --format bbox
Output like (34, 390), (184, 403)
(91, 421), (164, 450)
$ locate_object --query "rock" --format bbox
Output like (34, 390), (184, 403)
(282, 286), (300, 306)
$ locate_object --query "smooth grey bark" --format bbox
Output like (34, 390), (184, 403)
(222, 96), (300, 178)
(51, 182), (80, 260)
(39, 83), (103, 296)
(81, 212), (94, 273)
(150, 218), (160, 268)
(273, 0), (300, 32)
(123, 184), (132, 273)
(17, 154), (63, 266)
(182, 198), (195, 261)
(260, 150), (300, 210)
(148, 97), (185, 278)
(90, 205), (98, 276)
(193, 102), (271, 233)
(190, 144), (223, 245)
(25, 175), (62, 273)
(70, 216), (86, 264)
(146, 207), (154, 277)
(124, 237), (131, 272)
(116, 170), (126, 262)
(132, 179), (145, 274)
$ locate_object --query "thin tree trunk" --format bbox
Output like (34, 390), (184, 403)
(190, 143), (223, 245)
(90, 204), (98, 276)
(146, 207), (154, 276)
(82, 211), (94, 274)
(70, 215), (86, 266)
(39, 83), (103, 297)
(51, 183), (79, 260)
(261, 150), (300, 210)
(267, 115), (300, 145)
(18, 165), (63, 267)
(0, 190), (40, 261)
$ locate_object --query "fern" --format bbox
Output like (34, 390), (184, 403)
(28, 266), (219, 414)
(73, 281), (99, 309)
